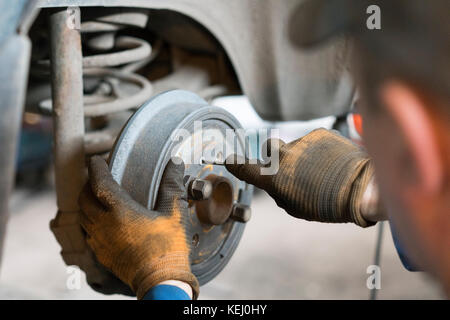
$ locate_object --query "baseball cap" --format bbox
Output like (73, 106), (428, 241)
(289, 0), (449, 49)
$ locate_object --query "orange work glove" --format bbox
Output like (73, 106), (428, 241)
(79, 156), (199, 299)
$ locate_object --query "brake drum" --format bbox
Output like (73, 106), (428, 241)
(109, 90), (253, 285)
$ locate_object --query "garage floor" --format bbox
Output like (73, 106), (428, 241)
(0, 186), (444, 300)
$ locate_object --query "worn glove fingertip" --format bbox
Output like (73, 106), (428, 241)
(225, 154), (269, 188)
(88, 156), (109, 180)
(166, 157), (186, 176)
(88, 156), (114, 196)
(224, 154), (244, 174)
(160, 158), (186, 193)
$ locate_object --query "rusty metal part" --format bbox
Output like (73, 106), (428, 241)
(81, 10), (149, 32)
(48, 8), (132, 296)
(196, 175), (234, 226)
(49, 8), (85, 213)
(84, 112), (132, 155)
(83, 36), (151, 68)
(82, 68), (153, 117)
(109, 90), (254, 286)
(38, 69), (153, 117)
(231, 203), (252, 223)
(188, 178), (213, 201)
(31, 9), (155, 156)
(36, 35), (152, 70)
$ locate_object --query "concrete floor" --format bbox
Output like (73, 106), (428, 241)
(0, 186), (444, 300)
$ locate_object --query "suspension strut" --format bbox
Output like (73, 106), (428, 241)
(48, 7), (155, 295)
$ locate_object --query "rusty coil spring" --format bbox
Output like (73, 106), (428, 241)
(36, 12), (157, 155)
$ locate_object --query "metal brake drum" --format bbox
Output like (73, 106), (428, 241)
(108, 90), (253, 285)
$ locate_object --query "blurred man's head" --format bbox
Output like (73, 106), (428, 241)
(290, 0), (450, 295)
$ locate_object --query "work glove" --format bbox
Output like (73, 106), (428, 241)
(226, 128), (376, 227)
(79, 156), (199, 299)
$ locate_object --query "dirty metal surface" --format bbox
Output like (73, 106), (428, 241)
(109, 90), (253, 285)
(33, 8), (155, 155)
(48, 8), (134, 296)
(38, 0), (355, 121)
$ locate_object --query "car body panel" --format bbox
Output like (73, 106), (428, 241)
(38, 0), (355, 121)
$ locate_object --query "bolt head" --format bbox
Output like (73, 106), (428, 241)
(231, 204), (251, 223)
(190, 179), (213, 200)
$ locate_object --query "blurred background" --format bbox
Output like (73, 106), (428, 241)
(0, 96), (444, 299)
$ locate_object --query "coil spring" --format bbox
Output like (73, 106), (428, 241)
(36, 11), (157, 155)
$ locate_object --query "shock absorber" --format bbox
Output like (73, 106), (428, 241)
(47, 7), (156, 295)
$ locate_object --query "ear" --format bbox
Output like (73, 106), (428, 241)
(380, 81), (443, 194)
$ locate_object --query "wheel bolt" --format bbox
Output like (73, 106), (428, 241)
(231, 204), (251, 223)
(188, 179), (213, 201)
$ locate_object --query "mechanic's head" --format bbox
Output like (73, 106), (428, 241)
(290, 0), (450, 294)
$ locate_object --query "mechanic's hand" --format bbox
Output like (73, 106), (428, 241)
(226, 128), (376, 227)
(79, 156), (199, 299)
